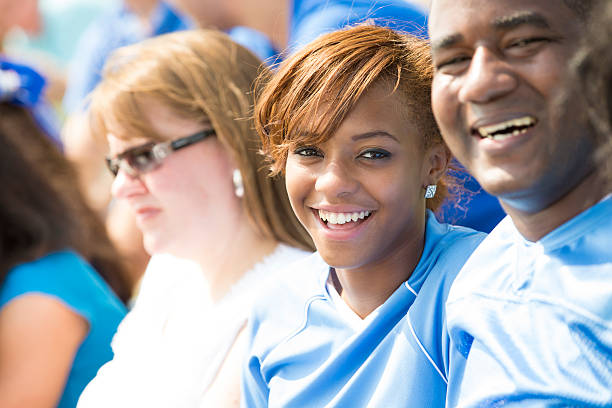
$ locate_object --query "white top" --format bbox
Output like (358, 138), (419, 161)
(77, 244), (309, 408)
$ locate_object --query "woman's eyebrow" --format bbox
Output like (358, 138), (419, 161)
(351, 131), (399, 142)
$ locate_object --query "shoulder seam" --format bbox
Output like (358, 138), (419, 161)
(407, 317), (448, 384)
(277, 294), (327, 347)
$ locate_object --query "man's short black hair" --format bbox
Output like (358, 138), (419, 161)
(563, 0), (595, 20)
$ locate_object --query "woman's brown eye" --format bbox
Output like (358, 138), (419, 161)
(294, 147), (322, 157)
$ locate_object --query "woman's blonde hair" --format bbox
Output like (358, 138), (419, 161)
(89, 29), (313, 251)
(255, 25), (451, 211)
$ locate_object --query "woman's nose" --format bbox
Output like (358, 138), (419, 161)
(314, 161), (359, 199)
(111, 168), (148, 200)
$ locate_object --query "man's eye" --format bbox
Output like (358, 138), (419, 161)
(294, 146), (322, 157)
(509, 37), (549, 48)
(359, 149), (390, 160)
(435, 55), (471, 72)
(505, 37), (553, 57)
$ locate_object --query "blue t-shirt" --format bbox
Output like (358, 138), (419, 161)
(0, 250), (127, 408)
(289, 0), (427, 51)
(446, 194), (612, 407)
(242, 212), (485, 407)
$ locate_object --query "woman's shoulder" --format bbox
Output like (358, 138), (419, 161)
(426, 214), (487, 264)
(409, 215), (487, 299)
(248, 251), (328, 324)
(2, 250), (93, 297)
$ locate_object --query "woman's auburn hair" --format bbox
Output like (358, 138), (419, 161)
(255, 24), (451, 211)
(0, 103), (131, 303)
(89, 29), (314, 251)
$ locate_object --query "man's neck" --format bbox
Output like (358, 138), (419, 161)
(502, 170), (609, 242)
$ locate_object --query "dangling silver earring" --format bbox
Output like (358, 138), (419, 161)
(424, 184), (437, 199)
(232, 169), (244, 198)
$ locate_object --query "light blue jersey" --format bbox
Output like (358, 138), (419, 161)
(242, 213), (484, 407)
(446, 194), (612, 407)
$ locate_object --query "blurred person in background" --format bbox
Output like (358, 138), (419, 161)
(172, 0), (427, 58)
(63, 0), (191, 114)
(0, 65), (129, 407)
(2, 0), (116, 109)
(77, 30), (314, 408)
(1, 0), (62, 143)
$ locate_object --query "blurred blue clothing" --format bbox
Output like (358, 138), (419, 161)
(62, 1), (193, 113)
(228, 26), (279, 63)
(289, 0), (428, 52)
(62, 2), (282, 113)
(0, 57), (61, 146)
(446, 194), (612, 407)
(0, 250), (127, 408)
(242, 212), (485, 407)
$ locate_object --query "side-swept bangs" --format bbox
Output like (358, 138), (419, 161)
(255, 25), (438, 176)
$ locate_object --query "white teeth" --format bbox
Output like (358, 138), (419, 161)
(318, 209), (371, 225)
(477, 116), (536, 138)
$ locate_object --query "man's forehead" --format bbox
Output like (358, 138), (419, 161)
(428, 0), (575, 43)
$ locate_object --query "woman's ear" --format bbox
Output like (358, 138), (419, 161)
(423, 143), (451, 186)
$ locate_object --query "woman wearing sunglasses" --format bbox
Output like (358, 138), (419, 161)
(242, 26), (487, 407)
(77, 30), (313, 407)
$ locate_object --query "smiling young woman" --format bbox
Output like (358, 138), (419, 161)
(241, 25), (486, 407)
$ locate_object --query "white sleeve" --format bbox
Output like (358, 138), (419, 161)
(77, 255), (175, 407)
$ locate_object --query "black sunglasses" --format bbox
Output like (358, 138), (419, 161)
(106, 128), (215, 177)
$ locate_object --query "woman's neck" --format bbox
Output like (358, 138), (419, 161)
(194, 222), (278, 304)
(333, 228), (425, 319)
